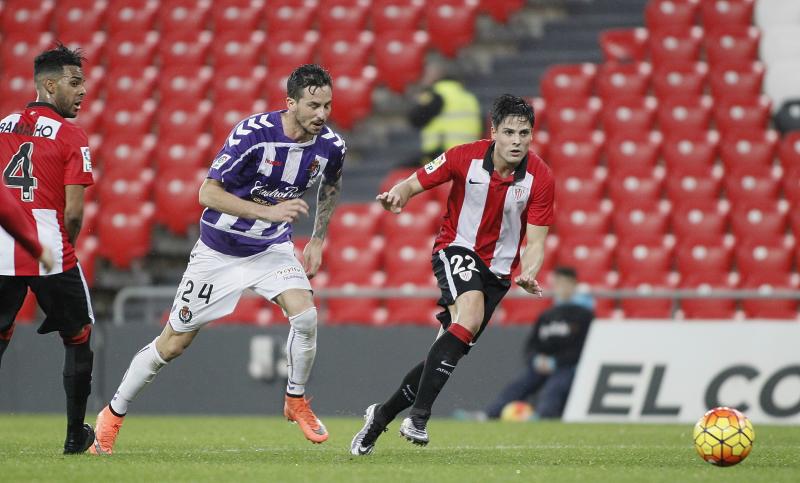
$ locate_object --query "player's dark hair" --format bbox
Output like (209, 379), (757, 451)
(34, 43), (85, 78)
(491, 94), (535, 129)
(554, 266), (578, 280)
(286, 64), (332, 101)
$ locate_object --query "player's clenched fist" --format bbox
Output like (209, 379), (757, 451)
(260, 199), (309, 223)
(515, 274), (543, 296)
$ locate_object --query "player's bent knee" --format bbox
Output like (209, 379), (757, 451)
(60, 324), (92, 345)
(289, 307), (317, 333)
(157, 334), (192, 361)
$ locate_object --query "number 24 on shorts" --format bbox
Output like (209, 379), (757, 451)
(180, 280), (214, 305)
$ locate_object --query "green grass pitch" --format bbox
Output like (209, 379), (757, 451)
(1, 415), (798, 482)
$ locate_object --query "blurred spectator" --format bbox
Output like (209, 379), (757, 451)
(485, 266), (594, 420)
(775, 99), (800, 133)
(408, 61), (482, 164)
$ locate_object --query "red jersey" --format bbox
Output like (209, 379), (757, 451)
(0, 185), (42, 259)
(416, 139), (555, 277)
(0, 103), (94, 276)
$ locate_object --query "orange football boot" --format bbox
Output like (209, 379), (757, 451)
(284, 396), (329, 444)
(89, 405), (124, 455)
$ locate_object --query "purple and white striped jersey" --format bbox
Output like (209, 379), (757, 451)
(200, 110), (345, 257)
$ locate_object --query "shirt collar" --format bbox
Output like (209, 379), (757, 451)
(482, 141), (528, 182)
(25, 102), (63, 119)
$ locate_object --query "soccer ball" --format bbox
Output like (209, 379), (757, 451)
(500, 401), (533, 422)
(693, 407), (755, 467)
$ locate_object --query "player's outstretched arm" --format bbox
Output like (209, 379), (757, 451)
(304, 174), (342, 278)
(64, 185), (86, 245)
(376, 173), (425, 214)
(515, 224), (549, 296)
(199, 179), (308, 223)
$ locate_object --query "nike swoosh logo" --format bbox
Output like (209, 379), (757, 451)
(468, 179), (485, 185)
(441, 360), (456, 368)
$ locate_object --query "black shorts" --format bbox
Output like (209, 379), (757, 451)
(431, 246), (511, 345)
(0, 265), (94, 336)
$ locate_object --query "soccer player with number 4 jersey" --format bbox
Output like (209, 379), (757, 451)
(0, 44), (96, 454)
(91, 65), (346, 455)
(351, 95), (554, 454)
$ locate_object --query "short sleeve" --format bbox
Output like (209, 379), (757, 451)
(63, 129), (94, 186)
(323, 137), (346, 181)
(208, 126), (247, 185)
(527, 162), (555, 226)
(415, 146), (458, 189)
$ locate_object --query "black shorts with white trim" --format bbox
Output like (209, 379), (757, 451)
(431, 246), (510, 346)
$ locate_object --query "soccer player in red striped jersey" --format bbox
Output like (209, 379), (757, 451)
(0, 44), (96, 454)
(0, 185), (54, 272)
(352, 95), (554, 454)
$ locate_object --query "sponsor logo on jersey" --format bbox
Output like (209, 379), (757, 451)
(80, 146), (92, 172)
(276, 265), (305, 281)
(211, 154), (231, 170)
(424, 153), (446, 174)
(250, 181), (302, 205)
(178, 305), (193, 323)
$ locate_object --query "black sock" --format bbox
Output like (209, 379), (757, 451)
(62, 328), (93, 433)
(409, 329), (470, 422)
(377, 360), (425, 424)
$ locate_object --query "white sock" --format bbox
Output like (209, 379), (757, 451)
(110, 338), (167, 415)
(286, 308), (317, 396)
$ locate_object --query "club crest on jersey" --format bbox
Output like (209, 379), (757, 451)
(458, 271), (473, 282)
(211, 154), (231, 170)
(513, 186), (527, 201)
(424, 154), (446, 174)
(308, 157), (321, 179)
(178, 305), (193, 323)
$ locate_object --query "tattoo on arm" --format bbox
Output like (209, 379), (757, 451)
(311, 175), (342, 241)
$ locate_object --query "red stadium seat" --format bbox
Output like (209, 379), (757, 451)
(155, 134), (213, 171)
(212, 31), (266, 68)
(424, 0), (479, 57)
(700, 0), (755, 31)
(106, 31), (159, 71)
(106, 0), (158, 32)
(325, 243), (382, 285)
(384, 295), (440, 326)
(372, 0), (425, 32)
(731, 203), (788, 244)
(61, 35), (106, 70)
(616, 242), (674, 275)
(649, 26), (704, 66)
(545, 97), (602, 136)
(645, 0), (699, 32)
(211, 0), (264, 33)
(546, 131), (605, 174)
(724, 174), (780, 203)
(477, 0), (524, 23)
(104, 66), (158, 109)
(671, 200), (729, 242)
(599, 28), (650, 64)
(266, 31), (319, 73)
(736, 241), (794, 278)
(383, 243), (436, 286)
(500, 296), (554, 325)
(554, 208), (612, 240)
(320, 31), (374, 78)
(666, 175), (722, 203)
(374, 30), (429, 92)
(596, 62), (652, 101)
(613, 205), (670, 243)
(319, 0), (370, 33)
(608, 176), (664, 207)
(651, 61), (708, 99)
(605, 132), (663, 178)
(327, 203), (382, 246)
(97, 169), (154, 207)
(662, 132), (719, 176)
(159, 65), (213, 105)
(99, 99), (156, 137)
(265, 0), (318, 34)
(619, 271), (677, 318)
(382, 211), (438, 246)
(327, 286), (384, 326)
(96, 203), (155, 269)
(154, 167), (207, 235)
(157, 101), (213, 143)
(740, 273), (799, 320)
(157, 0), (211, 34)
(708, 61), (765, 101)
(158, 30), (212, 67)
(719, 130), (779, 175)
(657, 95), (713, 136)
(212, 99), (268, 146)
(555, 176), (606, 208)
(0, 69), (34, 104)
(540, 64), (597, 102)
(329, 69), (377, 130)
(676, 239), (733, 274)
(55, 0), (107, 38)
(704, 26), (760, 66)
(714, 96), (772, 136)
(557, 240), (614, 284)
(680, 272), (737, 319)
(1, 34), (54, 73)
(779, 132), (800, 171)
(97, 132), (156, 173)
(601, 97), (658, 138)
(0, 0), (53, 36)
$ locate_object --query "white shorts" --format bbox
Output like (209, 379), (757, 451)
(167, 239), (312, 332)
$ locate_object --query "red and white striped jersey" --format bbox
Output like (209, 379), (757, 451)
(0, 103), (94, 276)
(416, 139), (554, 277)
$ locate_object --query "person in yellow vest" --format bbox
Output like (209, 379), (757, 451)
(408, 62), (482, 164)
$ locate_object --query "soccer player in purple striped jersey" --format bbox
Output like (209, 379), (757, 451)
(90, 65), (345, 454)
